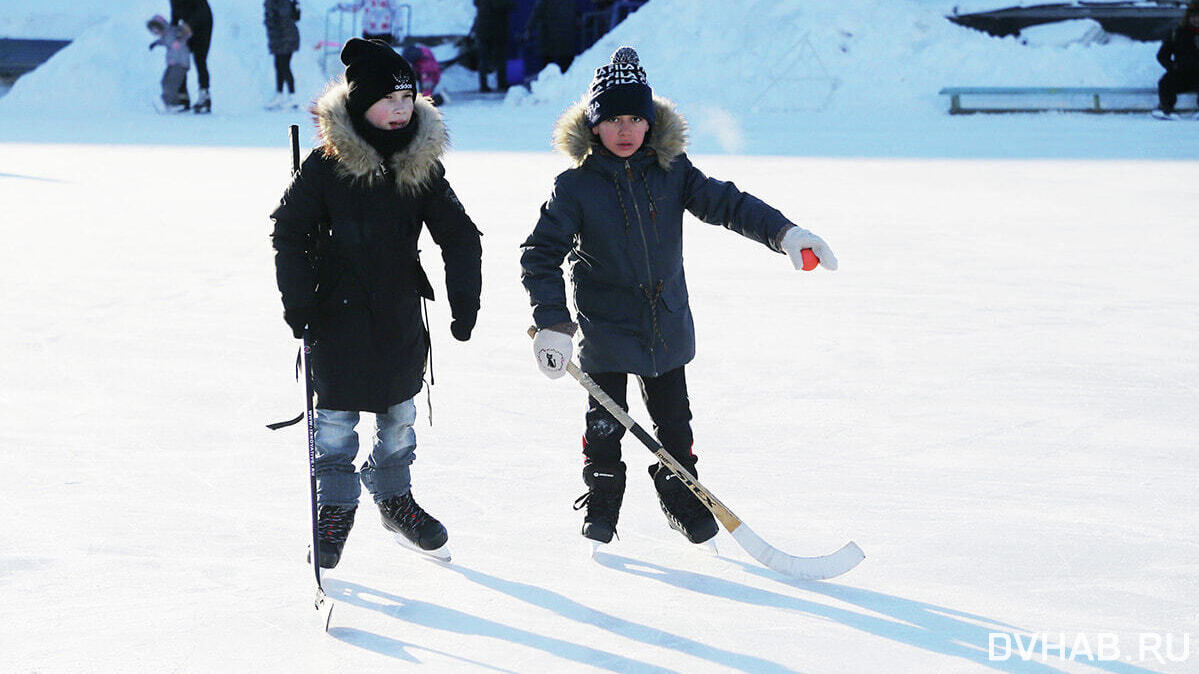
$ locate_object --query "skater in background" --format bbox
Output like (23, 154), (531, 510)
(524, 0), (577, 74)
(271, 38), (482, 569)
(1155, 1), (1199, 117)
(170, 0), (212, 113)
(264, 0), (301, 110)
(336, 0), (401, 44)
(402, 43), (447, 106)
(471, 0), (514, 92)
(147, 14), (192, 112)
(520, 47), (838, 548)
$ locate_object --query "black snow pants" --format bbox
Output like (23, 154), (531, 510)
(1158, 70), (1199, 112)
(581, 366), (696, 471)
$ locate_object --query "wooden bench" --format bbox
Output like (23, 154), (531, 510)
(938, 86), (1197, 114)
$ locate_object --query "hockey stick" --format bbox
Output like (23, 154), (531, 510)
(302, 327), (332, 628)
(290, 123), (333, 628)
(528, 327), (864, 580)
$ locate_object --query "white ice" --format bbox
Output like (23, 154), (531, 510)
(2, 0), (1197, 672)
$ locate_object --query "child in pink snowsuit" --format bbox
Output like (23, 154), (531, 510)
(147, 14), (193, 111)
(402, 43), (445, 106)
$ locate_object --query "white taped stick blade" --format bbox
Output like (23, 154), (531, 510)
(730, 523), (864, 580)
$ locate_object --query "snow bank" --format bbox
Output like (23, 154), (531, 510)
(0, 0), (1172, 124)
(507, 0), (1162, 119)
(0, 0), (111, 40)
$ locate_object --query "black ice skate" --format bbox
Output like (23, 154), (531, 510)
(307, 504), (357, 569)
(573, 461), (626, 544)
(650, 462), (718, 544)
(378, 491), (450, 560)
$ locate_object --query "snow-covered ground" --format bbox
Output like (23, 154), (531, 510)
(2, 1), (1197, 672)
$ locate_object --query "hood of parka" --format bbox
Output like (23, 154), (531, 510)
(552, 96), (688, 171)
(313, 80), (448, 195)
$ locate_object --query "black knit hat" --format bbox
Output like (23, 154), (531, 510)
(585, 47), (654, 128)
(341, 38), (417, 117)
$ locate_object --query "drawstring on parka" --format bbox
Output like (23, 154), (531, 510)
(640, 279), (666, 350)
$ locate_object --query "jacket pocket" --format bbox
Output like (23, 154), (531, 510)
(575, 280), (638, 327)
(659, 281), (689, 313)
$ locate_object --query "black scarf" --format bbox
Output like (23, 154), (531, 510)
(351, 109), (420, 160)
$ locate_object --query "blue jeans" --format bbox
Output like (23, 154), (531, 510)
(314, 399), (418, 507)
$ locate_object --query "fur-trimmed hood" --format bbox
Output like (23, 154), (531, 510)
(313, 80), (448, 195)
(551, 96), (688, 171)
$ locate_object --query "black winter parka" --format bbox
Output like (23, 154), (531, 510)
(526, 0), (577, 66)
(272, 88), (482, 412)
(1157, 27), (1199, 75)
(170, 0), (212, 31)
(264, 0), (300, 55)
(520, 98), (792, 377)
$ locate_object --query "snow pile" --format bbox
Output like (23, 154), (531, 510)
(0, 0), (110, 40)
(1, 0), (1168, 119)
(508, 0), (1162, 118)
(0, 0), (474, 115)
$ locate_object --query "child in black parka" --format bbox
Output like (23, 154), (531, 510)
(271, 38), (482, 568)
(520, 47), (838, 547)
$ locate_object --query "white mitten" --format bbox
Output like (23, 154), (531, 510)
(781, 226), (838, 271)
(533, 328), (573, 379)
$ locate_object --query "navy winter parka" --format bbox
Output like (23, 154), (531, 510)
(272, 87), (482, 412)
(520, 98), (793, 377)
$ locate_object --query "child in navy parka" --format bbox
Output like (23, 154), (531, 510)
(520, 47), (838, 547)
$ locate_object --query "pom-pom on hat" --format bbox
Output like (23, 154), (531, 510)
(341, 37), (417, 118)
(585, 46), (654, 128)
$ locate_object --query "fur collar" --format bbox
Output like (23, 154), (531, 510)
(551, 96), (688, 171)
(313, 80), (448, 195)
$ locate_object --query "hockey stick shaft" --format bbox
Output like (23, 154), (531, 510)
(303, 329), (323, 594)
(290, 123), (328, 603)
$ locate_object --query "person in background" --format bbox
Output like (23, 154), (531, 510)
(471, 0), (515, 92)
(1155, 1), (1199, 117)
(264, 0), (301, 110)
(403, 43), (448, 106)
(170, 0), (212, 114)
(520, 47), (838, 548)
(337, 0), (401, 44)
(270, 39), (482, 569)
(147, 14), (192, 113)
(524, 0), (578, 74)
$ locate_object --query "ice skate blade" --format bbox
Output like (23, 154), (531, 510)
(700, 539), (719, 555)
(393, 533), (451, 562)
(315, 587), (334, 632)
(588, 540), (604, 558)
